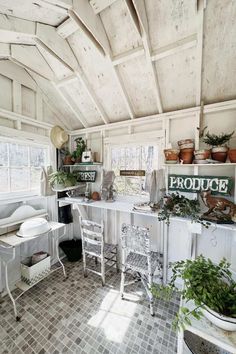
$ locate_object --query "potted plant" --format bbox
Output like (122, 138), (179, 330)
(203, 131), (234, 162)
(157, 193), (209, 227)
(152, 256), (236, 331)
(63, 150), (74, 165)
(49, 171), (77, 190)
(72, 137), (86, 163)
(228, 148), (236, 163)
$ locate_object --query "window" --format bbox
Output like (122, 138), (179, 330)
(0, 139), (48, 197)
(110, 144), (159, 196)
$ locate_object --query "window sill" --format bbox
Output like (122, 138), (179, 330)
(0, 195), (54, 206)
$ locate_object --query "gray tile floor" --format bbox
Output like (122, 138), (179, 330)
(0, 261), (179, 354)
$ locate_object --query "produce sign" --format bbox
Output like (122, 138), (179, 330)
(168, 174), (233, 195)
(77, 171), (97, 182)
(120, 170), (145, 177)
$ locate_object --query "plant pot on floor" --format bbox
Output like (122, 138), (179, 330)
(211, 146), (228, 162)
(59, 239), (82, 262)
(228, 149), (236, 163)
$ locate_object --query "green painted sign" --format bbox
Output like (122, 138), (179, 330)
(168, 174), (234, 195)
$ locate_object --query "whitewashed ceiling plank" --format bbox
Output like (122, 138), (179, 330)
(0, 43), (10, 58)
(56, 17), (78, 38)
(11, 45), (55, 81)
(0, 13), (36, 44)
(72, 0), (111, 55)
(36, 23), (78, 70)
(89, 0), (118, 14)
(0, 0), (67, 26)
(0, 60), (37, 90)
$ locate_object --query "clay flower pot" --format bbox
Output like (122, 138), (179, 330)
(63, 155), (74, 165)
(180, 148), (194, 164)
(194, 149), (211, 160)
(178, 139), (195, 150)
(164, 149), (179, 163)
(211, 146), (228, 162)
(228, 149), (236, 163)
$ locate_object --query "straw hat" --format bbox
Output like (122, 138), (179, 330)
(50, 126), (68, 149)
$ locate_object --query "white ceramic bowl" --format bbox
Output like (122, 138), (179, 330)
(17, 218), (50, 237)
(203, 306), (236, 331)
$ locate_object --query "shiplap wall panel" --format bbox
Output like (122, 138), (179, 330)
(202, 0), (236, 103)
(22, 85), (36, 118)
(145, 0), (197, 50)
(0, 74), (12, 111)
(117, 55), (158, 116)
(64, 80), (104, 126)
(68, 30), (129, 122)
(155, 48), (196, 111)
(100, 0), (142, 56)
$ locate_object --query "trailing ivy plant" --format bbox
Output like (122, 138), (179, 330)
(203, 131), (234, 147)
(151, 256), (236, 331)
(157, 193), (209, 227)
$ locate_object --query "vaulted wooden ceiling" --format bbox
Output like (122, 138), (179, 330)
(0, 0), (235, 130)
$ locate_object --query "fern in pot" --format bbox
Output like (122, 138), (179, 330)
(49, 171), (77, 191)
(203, 131), (234, 162)
(152, 256), (236, 331)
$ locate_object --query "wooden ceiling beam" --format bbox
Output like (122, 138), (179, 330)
(151, 34), (197, 62)
(128, 0), (163, 114)
(89, 0), (119, 14)
(0, 14), (36, 44)
(112, 46), (145, 66)
(40, 0), (72, 9)
(56, 17), (77, 39)
(0, 43), (10, 59)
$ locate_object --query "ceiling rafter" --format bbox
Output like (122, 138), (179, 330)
(67, 5), (135, 119)
(89, 0), (119, 14)
(196, 0), (207, 106)
(127, 0), (163, 114)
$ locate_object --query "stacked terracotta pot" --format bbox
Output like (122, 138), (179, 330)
(178, 139), (194, 164)
(193, 149), (211, 164)
(164, 148), (180, 164)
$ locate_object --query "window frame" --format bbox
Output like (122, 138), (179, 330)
(105, 135), (163, 197)
(0, 136), (50, 200)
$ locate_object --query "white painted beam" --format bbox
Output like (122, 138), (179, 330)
(0, 43), (10, 59)
(0, 14), (36, 44)
(0, 125), (50, 143)
(11, 45), (55, 80)
(40, 0), (72, 9)
(89, 0), (119, 14)
(56, 18), (78, 39)
(129, 0), (163, 113)
(151, 34), (197, 61)
(0, 108), (53, 129)
(75, 71), (110, 124)
(53, 83), (89, 128)
(112, 46), (145, 66)
(55, 74), (78, 87)
(196, 0), (206, 106)
(71, 0), (111, 55)
(33, 0), (69, 14)
(12, 81), (22, 115)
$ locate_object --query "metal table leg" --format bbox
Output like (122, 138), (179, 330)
(0, 246), (20, 321)
(51, 227), (67, 279)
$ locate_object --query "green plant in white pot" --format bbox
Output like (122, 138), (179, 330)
(203, 131), (234, 163)
(49, 171), (77, 190)
(152, 255), (236, 331)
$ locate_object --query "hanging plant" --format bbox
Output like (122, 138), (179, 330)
(157, 193), (209, 227)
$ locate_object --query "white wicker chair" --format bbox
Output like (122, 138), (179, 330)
(79, 216), (118, 286)
(120, 223), (162, 316)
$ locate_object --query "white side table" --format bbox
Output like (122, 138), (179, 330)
(0, 221), (67, 321)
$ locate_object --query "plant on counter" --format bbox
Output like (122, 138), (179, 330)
(151, 256), (236, 331)
(72, 137), (87, 163)
(203, 131), (234, 162)
(49, 170), (77, 190)
(157, 193), (209, 227)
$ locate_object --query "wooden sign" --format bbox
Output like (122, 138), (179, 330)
(168, 174), (233, 195)
(120, 170), (145, 177)
(77, 171), (97, 183)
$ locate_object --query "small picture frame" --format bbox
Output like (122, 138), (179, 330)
(77, 171), (97, 183)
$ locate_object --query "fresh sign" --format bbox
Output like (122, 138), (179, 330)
(168, 174), (233, 195)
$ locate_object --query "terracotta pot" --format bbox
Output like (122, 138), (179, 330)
(63, 155), (74, 165)
(178, 139), (195, 150)
(194, 149), (211, 160)
(211, 146), (228, 163)
(179, 148), (194, 164)
(74, 156), (81, 164)
(91, 191), (100, 201)
(228, 149), (236, 163)
(164, 149), (179, 162)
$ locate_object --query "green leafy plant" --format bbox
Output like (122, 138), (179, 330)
(72, 137), (86, 160)
(49, 171), (77, 188)
(152, 256), (236, 330)
(157, 193), (209, 227)
(203, 131), (234, 147)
